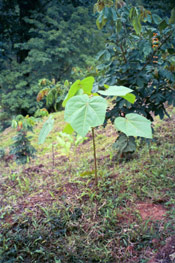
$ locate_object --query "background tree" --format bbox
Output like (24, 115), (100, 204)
(0, 0), (105, 130)
(93, 0), (175, 123)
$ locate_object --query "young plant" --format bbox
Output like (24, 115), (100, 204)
(10, 115), (37, 165)
(63, 77), (152, 185)
(38, 76), (152, 184)
(38, 117), (87, 166)
(56, 132), (87, 156)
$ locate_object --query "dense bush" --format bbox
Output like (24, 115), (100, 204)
(94, 1), (175, 123)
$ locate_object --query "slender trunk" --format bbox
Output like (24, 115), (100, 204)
(92, 128), (98, 186)
(52, 143), (55, 167)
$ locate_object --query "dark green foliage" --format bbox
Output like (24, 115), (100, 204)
(140, 0), (175, 17)
(0, 110), (11, 132)
(0, 0), (105, 120)
(10, 130), (36, 164)
(94, 2), (175, 124)
(113, 133), (136, 154)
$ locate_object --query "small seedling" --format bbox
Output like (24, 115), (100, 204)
(10, 115), (37, 165)
(38, 76), (152, 185)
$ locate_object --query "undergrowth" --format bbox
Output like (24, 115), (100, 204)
(0, 109), (175, 263)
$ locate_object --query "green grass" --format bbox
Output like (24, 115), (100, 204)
(0, 109), (175, 262)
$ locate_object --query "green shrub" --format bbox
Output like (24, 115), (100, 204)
(10, 130), (36, 165)
(10, 115), (37, 165)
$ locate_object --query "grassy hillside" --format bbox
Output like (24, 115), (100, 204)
(0, 108), (175, 263)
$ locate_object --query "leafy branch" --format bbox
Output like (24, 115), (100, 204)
(141, 32), (172, 72)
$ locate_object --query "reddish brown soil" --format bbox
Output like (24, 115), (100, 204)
(136, 202), (167, 221)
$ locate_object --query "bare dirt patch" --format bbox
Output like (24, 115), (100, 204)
(136, 202), (167, 221)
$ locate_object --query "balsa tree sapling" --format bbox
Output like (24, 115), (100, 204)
(63, 77), (152, 185)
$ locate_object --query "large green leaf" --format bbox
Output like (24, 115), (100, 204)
(98, 86), (133, 96)
(114, 113), (152, 139)
(62, 77), (95, 107)
(64, 94), (107, 137)
(38, 116), (54, 144)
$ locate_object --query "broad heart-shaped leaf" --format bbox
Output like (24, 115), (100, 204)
(98, 86), (133, 96)
(114, 113), (152, 139)
(64, 94), (107, 137)
(38, 116), (54, 144)
(62, 77), (95, 107)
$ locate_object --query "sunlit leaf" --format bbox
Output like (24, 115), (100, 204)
(62, 77), (94, 107)
(98, 86), (133, 96)
(62, 80), (81, 107)
(63, 123), (74, 134)
(114, 113), (152, 139)
(65, 94), (107, 137)
(122, 93), (136, 104)
(80, 170), (95, 177)
(80, 76), (95, 94)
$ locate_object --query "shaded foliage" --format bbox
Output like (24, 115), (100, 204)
(10, 130), (36, 164)
(94, 1), (175, 124)
(0, 0), (105, 123)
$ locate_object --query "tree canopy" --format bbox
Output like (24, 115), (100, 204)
(93, 0), (175, 123)
(0, 0), (175, 131)
(0, 0), (104, 129)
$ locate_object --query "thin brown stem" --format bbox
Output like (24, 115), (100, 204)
(92, 127), (98, 186)
(52, 143), (55, 167)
